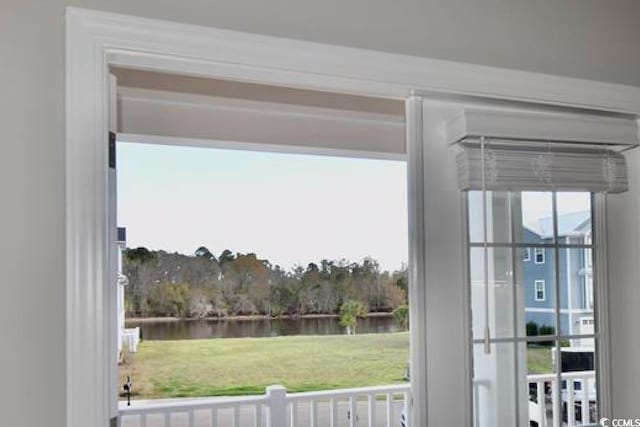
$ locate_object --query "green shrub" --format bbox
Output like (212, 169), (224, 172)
(538, 325), (555, 346)
(526, 321), (539, 337)
(539, 325), (555, 335)
(392, 305), (409, 331)
(339, 300), (366, 335)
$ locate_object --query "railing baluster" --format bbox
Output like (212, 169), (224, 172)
(233, 405), (240, 427)
(291, 401), (298, 427)
(188, 410), (195, 427)
(349, 396), (356, 427)
(551, 379), (560, 427)
(580, 377), (589, 424)
(310, 399), (318, 427)
(330, 398), (337, 427)
(140, 413), (147, 427)
(567, 379), (575, 426)
(473, 382), (480, 427)
(535, 381), (545, 427)
(368, 394), (375, 427)
(386, 393), (392, 427)
(211, 408), (217, 427)
(164, 412), (170, 427)
(403, 391), (410, 427)
(255, 403), (262, 427)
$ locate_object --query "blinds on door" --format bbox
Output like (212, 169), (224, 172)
(456, 143), (628, 193)
(447, 108), (638, 194)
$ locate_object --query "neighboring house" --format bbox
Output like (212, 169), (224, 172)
(523, 211), (594, 341)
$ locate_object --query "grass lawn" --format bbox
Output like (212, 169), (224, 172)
(120, 332), (410, 399)
(120, 333), (554, 400)
(527, 345), (553, 374)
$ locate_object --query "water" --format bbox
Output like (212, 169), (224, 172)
(126, 316), (401, 340)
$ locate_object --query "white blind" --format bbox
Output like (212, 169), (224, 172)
(456, 142), (628, 193)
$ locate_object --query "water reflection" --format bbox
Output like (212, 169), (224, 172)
(127, 316), (400, 340)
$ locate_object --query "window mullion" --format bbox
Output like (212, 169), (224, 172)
(508, 192), (521, 426)
(551, 192), (563, 425)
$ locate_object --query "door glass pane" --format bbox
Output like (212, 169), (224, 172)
(526, 342), (556, 427)
(468, 191), (511, 243)
(517, 192), (554, 244)
(522, 248), (556, 339)
(470, 247), (519, 339)
(560, 341), (598, 426)
(468, 191), (597, 427)
(473, 342), (526, 427)
(556, 192), (593, 242)
(558, 247), (595, 338)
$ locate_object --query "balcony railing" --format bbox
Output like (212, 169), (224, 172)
(527, 371), (596, 427)
(119, 383), (411, 427)
(120, 371), (595, 427)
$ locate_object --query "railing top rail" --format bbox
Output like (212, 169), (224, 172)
(119, 395), (267, 415)
(526, 370), (596, 382)
(286, 383), (411, 401)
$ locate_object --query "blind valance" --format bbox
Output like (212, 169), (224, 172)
(456, 142), (628, 193)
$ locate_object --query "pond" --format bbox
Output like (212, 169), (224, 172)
(126, 315), (401, 340)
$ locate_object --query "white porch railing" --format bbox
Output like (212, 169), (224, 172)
(527, 371), (596, 427)
(119, 383), (411, 427)
(120, 371), (595, 427)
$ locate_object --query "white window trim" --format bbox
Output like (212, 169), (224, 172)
(534, 247), (545, 264)
(523, 247), (531, 261)
(65, 8), (629, 427)
(534, 279), (546, 301)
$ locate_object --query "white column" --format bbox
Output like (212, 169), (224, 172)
(407, 98), (471, 426)
(108, 73), (119, 421)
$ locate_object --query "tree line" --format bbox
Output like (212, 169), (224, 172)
(124, 246), (408, 319)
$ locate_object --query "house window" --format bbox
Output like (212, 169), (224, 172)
(523, 248), (531, 261)
(534, 280), (545, 301)
(534, 247), (545, 264)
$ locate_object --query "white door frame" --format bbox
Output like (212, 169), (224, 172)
(65, 7), (640, 427)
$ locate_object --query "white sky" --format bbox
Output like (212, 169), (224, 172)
(521, 191), (591, 230)
(117, 142), (409, 272)
(117, 142), (591, 272)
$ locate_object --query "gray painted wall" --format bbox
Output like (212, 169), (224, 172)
(2, 1), (640, 426)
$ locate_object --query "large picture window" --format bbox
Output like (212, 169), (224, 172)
(467, 191), (597, 427)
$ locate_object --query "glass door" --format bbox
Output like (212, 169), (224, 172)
(468, 191), (598, 427)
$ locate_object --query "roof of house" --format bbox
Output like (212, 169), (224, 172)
(535, 211), (591, 239)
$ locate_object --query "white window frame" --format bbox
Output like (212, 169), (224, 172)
(534, 279), (546, 301)
(523, 247), (531, 262)
(64, 8), (630, 427)
(534, 247), (545, 264)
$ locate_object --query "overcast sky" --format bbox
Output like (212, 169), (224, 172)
(117, 142), (408, 272)
(117, 142), (591, 272)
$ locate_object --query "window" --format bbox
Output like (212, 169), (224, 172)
(467, 191), (598, 426)
(523, 247), (531, 261)
(534, 280), (545, 301)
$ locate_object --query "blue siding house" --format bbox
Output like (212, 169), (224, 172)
(523, 211), (593, 336)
